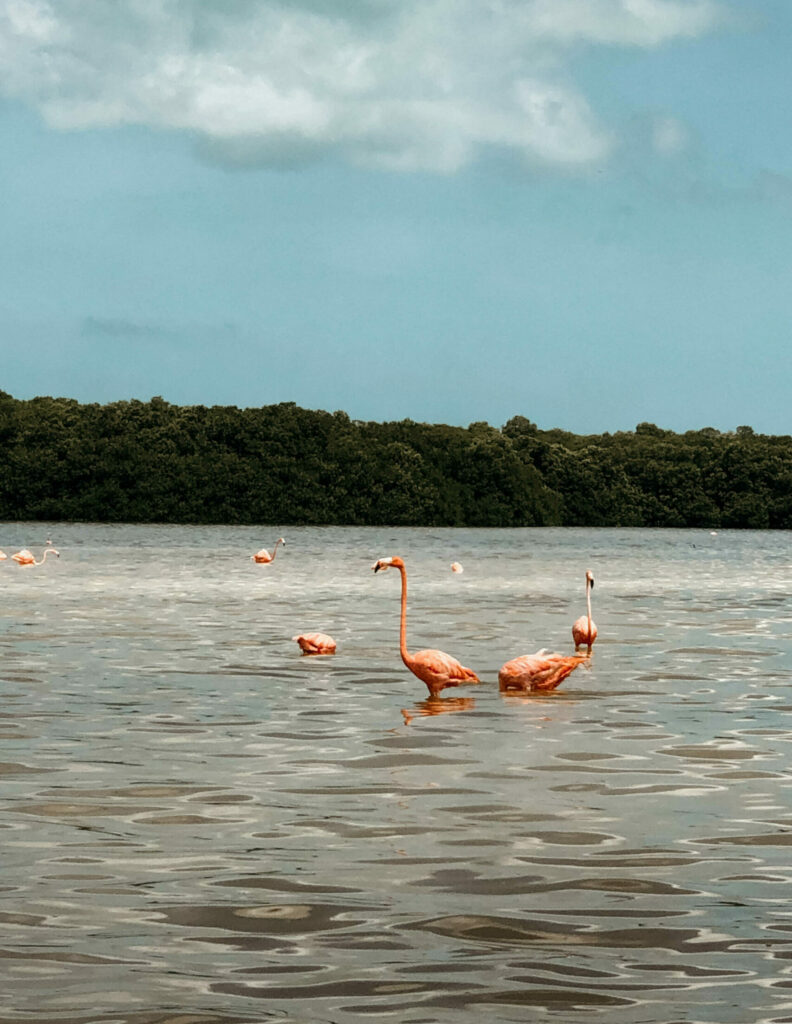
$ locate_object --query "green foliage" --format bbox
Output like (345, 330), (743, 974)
(0, 392), (788, 527)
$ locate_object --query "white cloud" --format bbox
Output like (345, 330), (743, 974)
(651, 114), (689, 155)
(0, 0), (724, 172)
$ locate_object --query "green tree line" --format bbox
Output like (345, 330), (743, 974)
(0, 391), (788, 528)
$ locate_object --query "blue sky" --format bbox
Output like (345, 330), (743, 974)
(1, 0), (791, 434)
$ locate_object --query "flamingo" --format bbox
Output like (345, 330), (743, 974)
(571, 570), (597, 652)
(499, 648), (588, 693)
(251, 538), (285, 564)
(372, 556), (480, 697)
(0, 550), (7, 561)
(12, 548), (60, 566)
(450, 562), (464, 574)
(293, 632), (337, 655)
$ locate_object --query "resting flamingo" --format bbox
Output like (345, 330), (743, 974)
(450, 562), (464, 574)
(572, 569), (597, 652)
(293, 632), (336, 655)
(499, 648), (588, 693)
(12, 547), (60, 566)
(373, 556), (479, 697)
(251, 538), (285, 563)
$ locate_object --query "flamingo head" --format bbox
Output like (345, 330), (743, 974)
(586, 569), (594, 588)
(51, 548), (60, 558)
(372, 556), (403, 573)
(278, 538), (286, 545)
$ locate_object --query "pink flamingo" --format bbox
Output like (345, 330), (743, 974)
(499, 648), (588, 693)
(293, 632), (337, 655)
(251, 538), (285, 564)
(0, 550), (7, 561)
(12, 548), (60, 566)
(572, 570), (598, 652)
(373, 556), (480, 697)
(450, 562), (464, 574)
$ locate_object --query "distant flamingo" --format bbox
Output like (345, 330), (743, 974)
(373, 556), (479, 697)
(251, 538), (285, 563)
(450, 562), (464, 574)
(12, 548), (60, 566)
(0, 550), (7, 561)
(499, 649), (588, 693)
(572, 569), (598, 652)
(293, 632), (336, 655)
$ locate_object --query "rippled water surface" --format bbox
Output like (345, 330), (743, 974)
(2, 523), (792, 1024)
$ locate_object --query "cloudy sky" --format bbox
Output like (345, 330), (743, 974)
(1, 0), (791, 433)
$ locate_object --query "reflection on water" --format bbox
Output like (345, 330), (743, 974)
(1, 523), (792, 1023)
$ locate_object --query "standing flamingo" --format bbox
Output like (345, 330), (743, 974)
(251, 538), (285, 563)
(293, 632), (337, 655)
(572, 570), (597, 652)
(12, 548), (60, 566)
(499, 648), (588, 693)
(372, 556), (479, 697)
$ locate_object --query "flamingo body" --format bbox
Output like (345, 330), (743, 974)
(12, 548), (59, 566)
(0, 550), (7, 560)
(450, 562), (464, 574)
(252, 538), (285, 564)
(373, 556), (479, 697)
(572, 570), (597, 651)
(404, 648), (479, 695)
(499, 650), (587, 693)
(293, 632), (336, 655)
(572, 615), (598, 649)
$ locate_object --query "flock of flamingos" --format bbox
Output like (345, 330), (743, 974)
(252, 537), (598, 697)
(3, 536), (597, 698)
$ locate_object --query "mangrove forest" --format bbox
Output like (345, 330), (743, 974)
(0, 391), (789, 528)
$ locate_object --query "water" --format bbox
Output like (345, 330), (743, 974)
(1, 523), (791, 1024)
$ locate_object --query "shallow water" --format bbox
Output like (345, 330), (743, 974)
(1, 523), (792, 1024)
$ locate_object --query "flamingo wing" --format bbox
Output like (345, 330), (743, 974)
(12, 549), (34, 564)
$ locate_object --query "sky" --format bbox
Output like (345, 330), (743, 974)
(1, 0), (791, 435)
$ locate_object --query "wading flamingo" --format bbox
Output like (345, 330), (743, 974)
(572, 570), (598, 652)
(12, 548), (60, 566)
(293, 632), (336, 655)
(499, 648), (588, 693)
(251, 538), (285, 564)
(373, 556), (479, 697)
(450, 562), (464, 574)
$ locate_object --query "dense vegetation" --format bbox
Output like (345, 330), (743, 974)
(0, 391), (789, 528)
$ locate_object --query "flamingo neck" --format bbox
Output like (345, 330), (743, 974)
(271, 539), (281, 560)
(586, 579), (592, 636)
(397, 563), (412, 669)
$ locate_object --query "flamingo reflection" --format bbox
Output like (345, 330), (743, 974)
(401, 696), (476, 725)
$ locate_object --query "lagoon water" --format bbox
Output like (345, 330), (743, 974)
(1, 523), (792, 1024)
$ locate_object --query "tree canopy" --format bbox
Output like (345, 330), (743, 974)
(0, 392), (788, 528)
